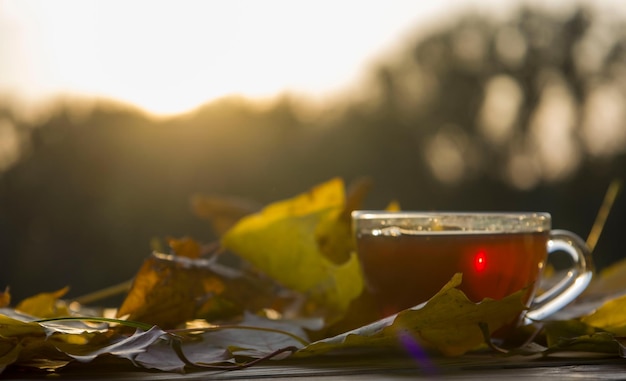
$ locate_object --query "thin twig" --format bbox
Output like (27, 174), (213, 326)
(34, 316), (153, 331)
(171, 338), (298, 370)
(72, 279), (133, 305)
(169, 324), (310, 346)
(586, 179), (622, 253)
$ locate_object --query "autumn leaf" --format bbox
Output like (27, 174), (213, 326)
(0, 287), (9, 308)
(580, 294), (626, 336)
(385, 200), (401, 211)
(0, 313), (46, 338)
(134, 312), (315, 372)
(0, 339), (20, 374)
(543, 319), (618, 356)
(221, 178), (364, 318)
(0, 313), (54, 372)
(117, 252), (297, 328)
(15, 287), (70, 318)
(196, 312), (311, 359)
(117, 253), (227, 328)
(315, 177), (372, 265)
(60, 326), (168, 363)
(582, 257), (626, 300)
(0, 310), (171, 373)
(191, 194), (262, 236)
(167, 236), (203, 259)
(543, 319), (597, 348)
(297, 273), (528, 357)
(135, 335), (232, 372)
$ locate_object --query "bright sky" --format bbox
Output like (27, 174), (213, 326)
(0, 0), (615, 116)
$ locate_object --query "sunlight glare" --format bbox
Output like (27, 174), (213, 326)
(1, 0), (463, 116)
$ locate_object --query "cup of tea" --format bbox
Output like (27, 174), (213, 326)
(352, 211), (593, 325)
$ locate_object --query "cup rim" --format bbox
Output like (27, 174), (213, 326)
(351, 210), (552, 233)
(352, 210), (551, 218)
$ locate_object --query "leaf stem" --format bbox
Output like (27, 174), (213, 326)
(587, 178), (622, 253)
(169, 324), (310, 346)
(71, 280), (133, 305)
(34, 316), (154, 331)
(171, 337), (298, 370)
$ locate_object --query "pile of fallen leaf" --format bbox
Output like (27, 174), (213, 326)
(2, 177), (626, 375)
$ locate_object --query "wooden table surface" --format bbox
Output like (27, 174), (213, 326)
(5, 353), (626, 380)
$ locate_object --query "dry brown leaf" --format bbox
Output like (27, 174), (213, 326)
(191, 194), (261, 236)
(167, 236), (202, 259)
(117, 254), (223, 328)
(0, 287), (10, 308)
(117, 252), (295, 327)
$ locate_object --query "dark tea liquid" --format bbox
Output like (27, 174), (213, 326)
(356, 231), (548, 318)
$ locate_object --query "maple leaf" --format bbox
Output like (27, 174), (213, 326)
(117, 253), (227, 328)
(297, 273), (527, 357)
(221, 178), (364, 318)
(117, 252), (296, 328)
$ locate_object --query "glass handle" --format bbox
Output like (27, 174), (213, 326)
(524, 229), (594, 324)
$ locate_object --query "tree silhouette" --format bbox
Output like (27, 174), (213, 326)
(0, 5), (624, 300)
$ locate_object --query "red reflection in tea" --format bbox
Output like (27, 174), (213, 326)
(355, 231), (548, 318)
(473, 251), (487, 272)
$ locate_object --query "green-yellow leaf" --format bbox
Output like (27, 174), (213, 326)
(540, 319), (618, 355)
(0, 338), (21, 373)
(297, 273), (527, 357)
(0, 314), (46, 372)
(582, 257), (626, 299)
(543, 319), (597, 348)
(221, 178), (363, 315)
(0, 314), (46, 338)
(581, 293), (626, 336)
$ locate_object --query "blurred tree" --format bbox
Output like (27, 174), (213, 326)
(0, 4), (624, 301)
(347, 6), (625, 190)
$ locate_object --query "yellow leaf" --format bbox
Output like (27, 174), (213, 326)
(298, 274), (527, 357)
(15, 287), (70, 318)
(543, 319), (597, 347)
(316, 177), (372, 264)
(221, 178), (363, 316)
(582, 257), (626, 299)
(0, 338), (21, 373)
(0, 314), (46, 338)
(581, 294), (626, 336)
(393, 274), (526, 356)
(385, 200), (401, 211)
